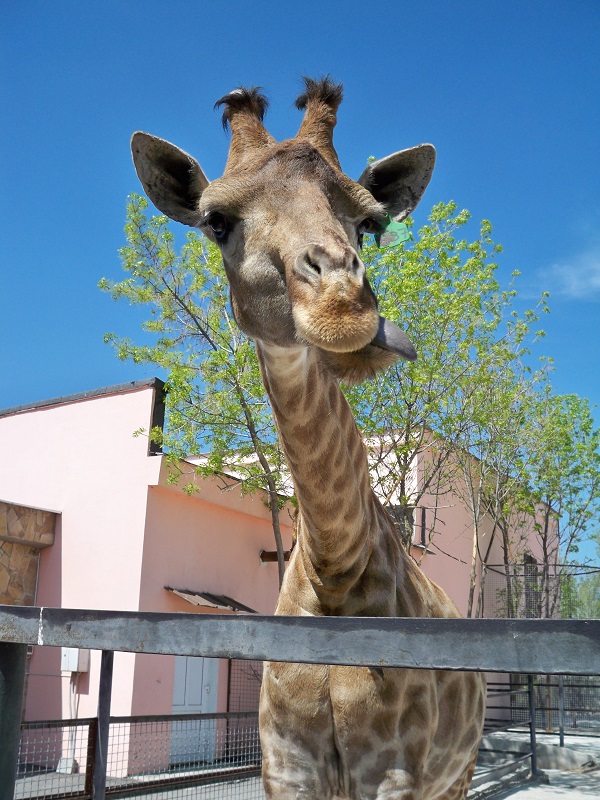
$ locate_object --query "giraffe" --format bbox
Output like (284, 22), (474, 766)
(131, 77), (486, 800)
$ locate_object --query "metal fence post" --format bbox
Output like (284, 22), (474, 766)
(0, 642), (27, 800)
(93, 650), (114, 800)
(558, 674), (565, 747)
(85, 717), (98, 797)
(527, 674), (538, 776)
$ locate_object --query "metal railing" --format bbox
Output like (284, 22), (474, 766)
(1, 605), (599, 800)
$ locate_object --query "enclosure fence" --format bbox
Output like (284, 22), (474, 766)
(1, 606), (599, 800)
(483, 562), (600, 621)
(15, 711), (261, 800)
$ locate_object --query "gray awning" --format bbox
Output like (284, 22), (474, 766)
(164, 586), (257, 614)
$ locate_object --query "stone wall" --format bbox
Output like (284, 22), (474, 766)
(0, 502), (56, 605)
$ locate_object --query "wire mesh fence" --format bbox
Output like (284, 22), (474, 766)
(483, 562), (600, 620)
(15, 711), (263, 800)
(15, 718), (94, 799)
(510, 675), (600, 735)
(484, 675), (600, 737)
(484, 680), (526, 734)
(227, 659), (263, 713)
(481, 561), (600, 739)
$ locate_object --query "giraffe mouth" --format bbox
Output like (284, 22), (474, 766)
(371, 316), (417, 362)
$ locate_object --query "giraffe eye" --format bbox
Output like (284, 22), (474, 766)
(357, 218), (379, 248)
(358, 218), (379, 235)
(203, 212), (230, 243)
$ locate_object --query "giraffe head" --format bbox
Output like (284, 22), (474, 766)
(131, 77), (435, 381)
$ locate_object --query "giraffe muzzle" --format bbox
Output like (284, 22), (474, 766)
(289, 244), (381, 352)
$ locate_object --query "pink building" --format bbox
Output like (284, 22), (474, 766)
(0, 378), (552, 773)
(0, 379), (293, 730)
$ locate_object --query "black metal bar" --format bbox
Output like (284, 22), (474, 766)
(1, 605), (600, 674)
(0, 642), (27, 800)
(470, 753), (531, 790)
(524, 705), (595, 714)
(558, 674), (565, 747)
(486, 688), (530, 698)
(507, 678), (600, 688)
(22, 715), (96, 729)
(110, 709), (258, 724)
(259, 550), (292, 563)
(93, 650), (114, 800)
(104, 767), (262, 799)
(527, 675), (538, 776)
(86, 717), (98, 798)
(483, 721), (523, 733)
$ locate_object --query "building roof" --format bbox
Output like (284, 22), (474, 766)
(0, 378), (165, 418)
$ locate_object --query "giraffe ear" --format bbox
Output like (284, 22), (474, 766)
(357, 144), (436, 221)
(131, 132), (210, 227)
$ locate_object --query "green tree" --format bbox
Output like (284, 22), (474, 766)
(347, 204), (502, 547)
(346, 202), (549, 617)
(443, 309), (560, 617)
(574, 549), (600, 619)
(523, 393), (600, 617)
(101, 196), (599, 614)
(100, 195), (289, 585)
(479, 392), (600, 620)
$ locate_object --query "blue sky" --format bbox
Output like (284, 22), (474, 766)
(2, 1), (598, 410)
(2, 4), (599, 505)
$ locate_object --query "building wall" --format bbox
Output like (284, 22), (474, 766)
(0, 380), (295, 728)
(142, 476), (291, 616)
(412, 488), (484, 617)
(130, 472), (294, 717)
(23, 516), (64, 721)
(0, 384), (162, 721)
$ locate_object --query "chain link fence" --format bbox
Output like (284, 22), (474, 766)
(227, 659), (263, 713)
(16, 717), (93, 799)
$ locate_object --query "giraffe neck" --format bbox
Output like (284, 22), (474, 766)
(257, 342), (379, 578)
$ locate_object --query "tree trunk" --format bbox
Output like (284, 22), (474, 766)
(389, 504), (415, 551)
(267, 485), (286, 588)
(467, 524), (479, 618)
(501, 524), (516, 617)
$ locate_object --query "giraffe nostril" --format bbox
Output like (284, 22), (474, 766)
(305, 257), (322, 276)
(294, 249), (326, 285)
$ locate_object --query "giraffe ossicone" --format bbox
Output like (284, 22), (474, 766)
(132, 76), (485, 800)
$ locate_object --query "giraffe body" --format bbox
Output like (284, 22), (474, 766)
(131, 77), (486, 800)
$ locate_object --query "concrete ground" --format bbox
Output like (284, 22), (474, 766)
(470, 733), (600, 799)
(471, 768), (600, 799)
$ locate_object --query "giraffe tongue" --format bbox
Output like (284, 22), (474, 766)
(372, 316), (417, 362)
